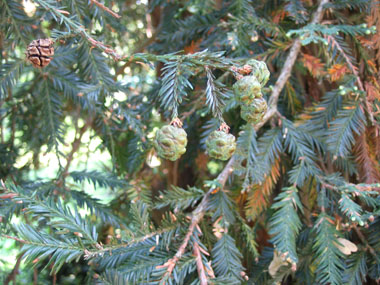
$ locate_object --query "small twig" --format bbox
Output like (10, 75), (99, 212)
(353, 225), (378, 259)
(84, 227), (177, 258)
(86, 36), (122, 60)
(180, 102), (199, 121)
(157, 222), (196, 277)
(253, 107), (278, 132)
(318, 154), (329, 173)
(33, 268), (38, 285)
(216, 157), (235, 187)
(193, 242), (208, 285)
(326, 35), (363, 91)
(326, 35), (375, 126)
(114, 28), (160, 78)
(4, 253), (25, 285)
(267, 39), (301, 109)
(60, 118), (92, 180)
(172, 159), (179, 186)
(89, 0), (121, 19)
(52, 272), (57, 285)
(35, 0), (122, 60)
(157, 158), (235, 278)
(10, 105), (16, 147)
(0, 193), (18, 199)
(1, 234), (28, 244)
(265, 0), (329, 127)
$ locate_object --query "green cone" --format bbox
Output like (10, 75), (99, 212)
(241, 97), (268, 124)
(154, 125), (187, 161)
(246, 59), (270, 87)
(233, 75), (262, 104)
(206, 130), (236, 161)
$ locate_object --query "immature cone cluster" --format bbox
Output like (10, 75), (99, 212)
(154, 122), (187, 161)
(233, 59), (270, 124)
(206, 124), (236, 161)
(26, 39), (54, 68)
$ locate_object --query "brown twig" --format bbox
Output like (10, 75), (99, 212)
(52, 272), (57, 285)
(265, 0), (329, 127)
(172, 159), (179, 186)
(180, 104), (198, 121)
(44, 2), (122, 60)
(157, 221), (197, 276)
(60, 118), (92, 180)
(114, 29), (160, 78)
(4, 253), (25, 285)
(33, 268), (38, 285)
(84, 227), (178, 258)
(89, 0), (121, 19)
(267, 39), (301, 109)
(157, 158), (235, 278)
(0, 193), (18, 199)
(193, 242), (208, 285)
(10, 105), (16, 147)
(353, 225), (378, 259)
(86, 36), (123, 60)
(1, 234), (28, 244)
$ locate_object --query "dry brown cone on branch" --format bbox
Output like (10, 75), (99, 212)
(26, 39), (54, 68)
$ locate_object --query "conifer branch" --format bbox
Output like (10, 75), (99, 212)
(1, 234), (26, 244)
(158, 157), (235, 278)
(85, 226), (177, 257)
(205, 66), (226, 121)
(1, 0), (28, 45)
(89, 0), (121, 19)
(1, 234), (83, 252)
(35, 0), (122, 60)
(326, 35), (363, 90)
(123, 50), (232, 70)
(157, 222), (196, 278)
(326, 35), (376, 126)
(193, 242), (208, 285)
(42, 79), (63, 168)
(2, 0), (378, 282)
(265, 0), (329, 126)
(114, 29), (159, 78)
(0, 60), (24, 100)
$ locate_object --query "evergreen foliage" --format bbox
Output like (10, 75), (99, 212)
(1, 0), (380, 284)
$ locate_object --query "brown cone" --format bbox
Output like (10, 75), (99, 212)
(26, 39), (54, 68)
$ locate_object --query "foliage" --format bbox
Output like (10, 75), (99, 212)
(1, 0), (380, 284)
